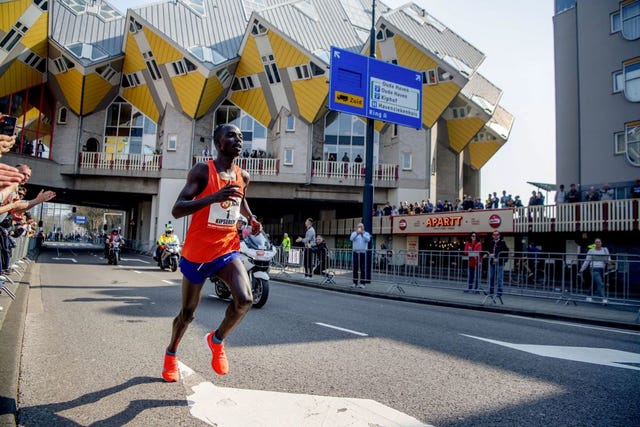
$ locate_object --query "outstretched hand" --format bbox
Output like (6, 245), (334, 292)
(0, 163), (24, 186)
(250, 218), (262, 235)
(0, 134), (16, 156)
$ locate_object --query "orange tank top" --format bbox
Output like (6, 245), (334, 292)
(181, 160), (244, 263)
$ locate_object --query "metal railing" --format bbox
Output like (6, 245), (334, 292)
(192, 156), (280, 176)
(272, 247), (640, 304)
(311, 160), (398, 181)
(514, 199), (640, 233)
(79, 152), (162, 171)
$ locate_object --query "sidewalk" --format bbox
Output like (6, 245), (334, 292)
(271, 268), (640, 330)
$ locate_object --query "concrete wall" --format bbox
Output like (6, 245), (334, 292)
(554, 0), (640, 187)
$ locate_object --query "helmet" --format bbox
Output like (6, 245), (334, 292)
(237, 215), (248, 224)
(165, 224), (174, 233)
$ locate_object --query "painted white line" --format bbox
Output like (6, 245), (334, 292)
(52, 257), (77, 263)
(162, 280), (175, 285)
(177, 361), (430, 426)
(133, 270), (141, 274)
(315, 322), (368, 336)
(462, 334), (640, 371)
(120, 258), (151, 264)
(504, 314), (640, 336)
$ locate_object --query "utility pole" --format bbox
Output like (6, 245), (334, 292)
(362, 0), (377, 277)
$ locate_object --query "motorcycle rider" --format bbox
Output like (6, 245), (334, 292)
(105, 228), (124, 260)
(155, 223), (180, 266)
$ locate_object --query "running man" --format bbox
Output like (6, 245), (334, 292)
(162, 123), (261, 382)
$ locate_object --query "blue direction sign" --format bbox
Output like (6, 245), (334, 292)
(74, 215), (87, 224)
(329, 46), (423, 129)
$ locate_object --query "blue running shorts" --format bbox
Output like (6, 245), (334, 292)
(179, 251), (241, 285)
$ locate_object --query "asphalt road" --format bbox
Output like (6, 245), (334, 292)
(16, 246), (640, 426)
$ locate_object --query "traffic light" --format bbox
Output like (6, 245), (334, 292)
(72, 206), (76, 213)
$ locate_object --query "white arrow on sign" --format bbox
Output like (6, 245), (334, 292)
(52, 257), (77, 263)
(462, 334), (640, 371)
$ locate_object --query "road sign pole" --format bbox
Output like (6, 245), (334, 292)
(362, 0), (376, 280)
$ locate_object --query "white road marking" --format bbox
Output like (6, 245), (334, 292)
(462, 334), (640, 371)
(162, 280), (174, 285)
(315, 322), (368, 336)
(177, 361), (430, 426)
(503, 315), (640, 336)
(119, 258), (150, 264)
(133, 270), (141, 274)
(52, 257), (77, 263)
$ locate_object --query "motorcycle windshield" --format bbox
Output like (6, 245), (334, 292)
(244, 232), (271, 250)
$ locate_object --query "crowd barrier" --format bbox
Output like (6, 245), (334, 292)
(0, 234), (34, 300)
(271, 247), (640, 304)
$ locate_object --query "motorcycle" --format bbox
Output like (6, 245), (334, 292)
(159, 241), (181, 272)
(210, 230), (276, 308)
(107, 239), (122, 265)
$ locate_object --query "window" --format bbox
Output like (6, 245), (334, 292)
(423, 69), (437, 85)
(402, 152), (412, 170)
(614, 131), (625, 155)
(624, 59), (640, 102)
(167, 134), (177, 151)
(294, 64), (310, 80)
(231, 76), (255, 91)
(52, 55), (75, 73)
(392, 123), (398, 138)
(554, 0), (576, 15)
(284, 148), (294, 165)
(216, 68), (230, 85)
(103, 97), (156, 157)
(262, 54), (280, 84)
(172, 60), (187, 76)
(22, 52), (46, 73)
(611, 11), (621, 33)
(122, 72), (142, 88)
(34, 0), (48, 11)
(143, 51), (162, 80)
(57, 106), (68, 125)
(0, 21), (28, 52)
(626, 121), (640, 166)
(613, 70), (624, 93)
(286, 115), (295, 131)
(622, 0), (640, 40)
(323, 111), (379, 163)
(309, 61), (325, 76)
(251, 19), (267, 35)
(189, 46), (226, 65)
(96, 65), (117, 82)
(451, 107), (466, 119)
(129, 17), (142, 33)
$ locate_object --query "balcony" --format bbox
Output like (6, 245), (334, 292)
(78, 152), (162, 174)
(311, 161), (398, 182)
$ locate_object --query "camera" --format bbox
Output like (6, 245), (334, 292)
(0, 116), (17, 136)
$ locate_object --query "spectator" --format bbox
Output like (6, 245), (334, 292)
(474, 198), (485, 210)
(599, 183), (614, 201)
(341, 152), (349, 162)
(463, 232), (482, 293)
(555, 184), (567, 204)
(354, 154), (362, 163)
(500, 190), (508, 208)
(585, 186), (600, 202)
(296, 218), (316, 278)
(536, 191), (545, 205)
(528, 191), (537, 207)
(36, 140), (45, 158)
(485, 193), (493, 209)
(350, 222), (371, 288)
(580, 238), (610, 305)
(485, 230), (509, 297)
(567, 183), (581, 203)
(514, 195), (523, 207)
(281, 232), (291, 261)
(491, 192), (499, 209)
(310, 235), (329, 276)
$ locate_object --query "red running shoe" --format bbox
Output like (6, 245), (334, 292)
(162, 352), (179, 382)
(204, 331), (229, 375)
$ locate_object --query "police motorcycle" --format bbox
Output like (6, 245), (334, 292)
(159, 241), (181, 272)
(210, 218), (276, 308)
(107, 236), (123, 265)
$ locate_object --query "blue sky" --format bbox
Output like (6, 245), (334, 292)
(109, 0), (556, 202)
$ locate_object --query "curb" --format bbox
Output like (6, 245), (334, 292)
(0, 266), (33, 427)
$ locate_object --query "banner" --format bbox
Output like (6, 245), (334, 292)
(392, 209), (514, 235)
